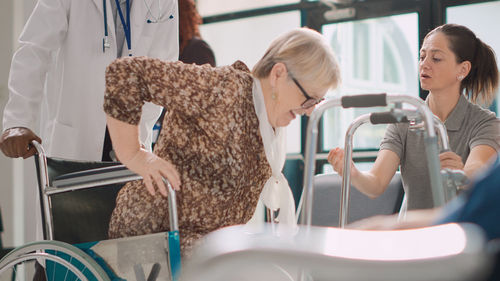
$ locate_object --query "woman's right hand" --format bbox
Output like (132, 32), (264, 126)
(123, 149), (181, 197)
(327, 147), (359, 178)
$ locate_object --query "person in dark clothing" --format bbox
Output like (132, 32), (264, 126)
(178, 0), (215, 67)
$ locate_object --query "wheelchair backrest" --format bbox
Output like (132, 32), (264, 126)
(34, 155), (125, 244)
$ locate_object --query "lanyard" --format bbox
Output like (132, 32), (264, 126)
(103, 0), (110, 52)
(103, 0), (132, 55)
(115, 0), (132, 56)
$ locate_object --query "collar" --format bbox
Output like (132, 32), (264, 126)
(231, 60), (250, 73)
(426, 94), (468, 131)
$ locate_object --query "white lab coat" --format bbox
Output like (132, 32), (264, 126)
(3, 0), (179, 161)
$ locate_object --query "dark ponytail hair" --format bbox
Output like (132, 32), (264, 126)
(426, 24), (499, 105)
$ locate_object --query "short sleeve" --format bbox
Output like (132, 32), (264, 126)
(104, 57), (250, 125)
(469, 115), (500, 152)
(379, 123), (405, 159)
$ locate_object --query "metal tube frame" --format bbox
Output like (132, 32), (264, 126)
(31, 141), (179, 240)
(33, 141), (55, 240)
(339, 110), (451, 227)
(432, 116), (450, 151)
(164, 178), (179, 231)
(300, 94), (446, 229)
(0, 253), (89, 281)
(340, 114), (371, 227)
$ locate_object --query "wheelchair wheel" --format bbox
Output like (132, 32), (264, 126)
(0, 240), (111, 281)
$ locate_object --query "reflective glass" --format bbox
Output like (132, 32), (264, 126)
(320, 13), (419, 151)
(447, 1), (500, 116)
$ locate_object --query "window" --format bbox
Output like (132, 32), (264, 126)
(446, 1), (500, 115)
(321, 13), (419, 154)
(196, 0), (496, 187)
(199, 12), (300, 71)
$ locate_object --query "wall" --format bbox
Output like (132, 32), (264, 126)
(0, 0), (14, 249)
(0, 0), (37, 248)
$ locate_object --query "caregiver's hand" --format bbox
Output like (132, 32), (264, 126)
(0, 127), (41, 159)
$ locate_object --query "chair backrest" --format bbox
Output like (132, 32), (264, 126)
(34, 156), (125, 244)
(311, 172), (404, 226)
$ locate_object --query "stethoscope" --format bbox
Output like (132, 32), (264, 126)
(102, 0), (171, 55)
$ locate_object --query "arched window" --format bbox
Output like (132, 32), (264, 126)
(322, 13), (419, 166)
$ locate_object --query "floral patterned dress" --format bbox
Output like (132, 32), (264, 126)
(103, 57), (271, 254)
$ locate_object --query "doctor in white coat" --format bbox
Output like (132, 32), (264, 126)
(0, 0), (179, 161)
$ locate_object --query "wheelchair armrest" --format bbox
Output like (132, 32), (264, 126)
(52, 164), (141, 189)
(45, 157), (121, 183)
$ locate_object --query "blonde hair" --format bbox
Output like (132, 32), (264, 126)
(253, 27), (341, 92)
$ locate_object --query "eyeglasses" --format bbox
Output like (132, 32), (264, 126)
(291, 77), (324, 109)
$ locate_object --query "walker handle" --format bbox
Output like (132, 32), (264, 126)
(341, 93), (387, 108)
(370, 111), (409, 124)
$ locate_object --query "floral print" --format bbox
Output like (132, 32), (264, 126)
(104, 57), (271, 254)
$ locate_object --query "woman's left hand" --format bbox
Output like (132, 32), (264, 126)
(105, 116), (181, 196)
(439, 151), (464, 171)
(124, 149), (181, 196)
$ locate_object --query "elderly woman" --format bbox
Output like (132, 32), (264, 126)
(104, 27), (340, 253)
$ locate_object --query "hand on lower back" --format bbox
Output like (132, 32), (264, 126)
(124, 149), (181, 196)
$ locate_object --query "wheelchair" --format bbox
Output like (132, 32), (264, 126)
(0, 141), (180, 281)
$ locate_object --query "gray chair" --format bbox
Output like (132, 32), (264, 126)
(311, 172), (404, 226)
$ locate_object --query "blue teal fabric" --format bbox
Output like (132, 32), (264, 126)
(437, 157), (500, 241)
(45, 248), (101, 281)
(45, 241), (124, 281)
(75, 242), (126, 281)
(45, 232), (181, 281)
